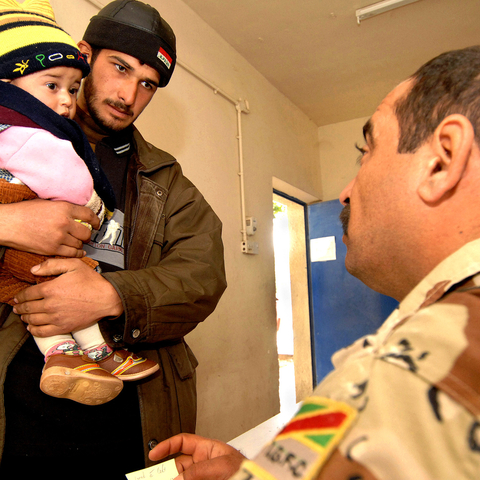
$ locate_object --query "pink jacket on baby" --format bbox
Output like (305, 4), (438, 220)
(0, 126), (94, 205)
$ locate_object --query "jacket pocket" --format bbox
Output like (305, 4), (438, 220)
(128, 179), (167, 270)
(166, 341), (198, 380)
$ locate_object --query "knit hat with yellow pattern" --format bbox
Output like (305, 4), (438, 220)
(0, 0), (89, 80)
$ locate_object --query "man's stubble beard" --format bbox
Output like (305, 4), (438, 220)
(83, 74), (131, 135)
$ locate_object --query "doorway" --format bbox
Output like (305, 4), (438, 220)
(273, 191), (313, 413)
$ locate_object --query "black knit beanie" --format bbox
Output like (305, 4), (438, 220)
(83, 0), (176, 87)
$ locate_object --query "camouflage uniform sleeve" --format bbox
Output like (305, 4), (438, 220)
(232, 291), (480, 480)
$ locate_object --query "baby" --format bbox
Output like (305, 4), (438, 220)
(0, 0), (159, 405)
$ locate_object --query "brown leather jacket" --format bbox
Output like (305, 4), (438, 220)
(0, 128), (227, 466)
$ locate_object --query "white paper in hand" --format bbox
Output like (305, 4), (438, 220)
(125, 458), (179, 480)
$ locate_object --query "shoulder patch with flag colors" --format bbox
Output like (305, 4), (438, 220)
(235, 397), (357, 480)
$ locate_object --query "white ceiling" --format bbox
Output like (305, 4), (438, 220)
(181, 0), (480, 126)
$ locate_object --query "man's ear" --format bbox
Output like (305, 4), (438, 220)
(417, 114), (474, 204)
(77, 40), (92, 64)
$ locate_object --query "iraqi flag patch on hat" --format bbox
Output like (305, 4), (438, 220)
(157, 47), (172, 69)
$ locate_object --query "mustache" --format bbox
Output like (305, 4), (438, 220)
(339, 204), (350, 236)
(104, 99), (133, 117)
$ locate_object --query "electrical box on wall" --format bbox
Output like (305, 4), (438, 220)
(246, 217), (257, 236)
(242, 216), (258, 254)
(242, 240), (259, 255)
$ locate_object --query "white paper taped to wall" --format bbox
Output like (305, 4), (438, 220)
(310, 236), (336, 262)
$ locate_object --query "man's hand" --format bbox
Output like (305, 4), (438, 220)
(0, 199), (99, 257)
(149, 433), (245, 480)
(13, 258), (123, 337)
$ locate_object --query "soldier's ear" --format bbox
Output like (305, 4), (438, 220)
(417, 114), (474, 204)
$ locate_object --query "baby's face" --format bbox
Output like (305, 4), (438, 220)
(10, 66), (82, 119)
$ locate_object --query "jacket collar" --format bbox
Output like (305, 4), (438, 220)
(397, 238), (480, 319)
(74, 106), (176, 172)
(372, 238), (480, 349)
(74, 105), (133, 155)
(131, 128), (176, 172)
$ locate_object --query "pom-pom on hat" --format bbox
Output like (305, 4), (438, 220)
(0, 0), (90, 80)
(83, 0), (176, 88)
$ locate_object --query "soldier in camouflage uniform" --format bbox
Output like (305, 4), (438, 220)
(148, 46), (480, 479)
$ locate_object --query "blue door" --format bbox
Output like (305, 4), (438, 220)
(308, 199), (398, 384)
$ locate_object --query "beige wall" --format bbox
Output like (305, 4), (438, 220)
(52, 0), (323, 442)
(318, 116), (370, 201)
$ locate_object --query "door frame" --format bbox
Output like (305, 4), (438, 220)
(273, 189), (317, 389)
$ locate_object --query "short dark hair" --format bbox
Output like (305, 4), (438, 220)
(395, 46), (480, 153)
